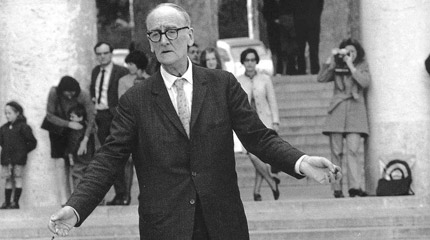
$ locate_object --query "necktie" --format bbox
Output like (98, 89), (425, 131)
(250, 79), (256, 110)
(174, 78), (190, 136)
(97, 69), (105, 104)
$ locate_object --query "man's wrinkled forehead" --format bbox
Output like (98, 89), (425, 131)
(146, 6), (189, 30)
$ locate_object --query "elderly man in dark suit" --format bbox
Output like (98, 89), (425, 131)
(90, 41), (129, 205)
(49, 3), (341, 240)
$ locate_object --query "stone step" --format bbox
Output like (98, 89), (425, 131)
(279, 133), (328, 146)
(16, 226), (430, 240)
(278, 107), (329, 118)
(276, 89), (333, 101)
(278, 125), (324, 136)
(249, 226), (430, 240)
(272, 74), (320, 84)
(277, 98), (331, 110)
(2, 197), (428, 240)
(280, 115), (327, 128)
(273, 81), (334, 92)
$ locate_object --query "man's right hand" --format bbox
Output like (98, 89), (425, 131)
(48, 206), (78, 237)
(68, 121), (84, 130)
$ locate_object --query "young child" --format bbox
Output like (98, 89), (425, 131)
(0, 101), (37, 209)
(65, 104), (94, 189)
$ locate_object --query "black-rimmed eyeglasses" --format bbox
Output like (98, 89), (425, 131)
(147, 26), (190, 43)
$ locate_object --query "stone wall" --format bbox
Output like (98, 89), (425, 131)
(0, 0), (97, 207)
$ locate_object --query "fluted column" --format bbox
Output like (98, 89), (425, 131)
(0, 0), (97, 207)
(361, 0), (430, 195)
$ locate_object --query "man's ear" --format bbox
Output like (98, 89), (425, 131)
(149, 41), (155, 53)
(187, 27), (195, 47)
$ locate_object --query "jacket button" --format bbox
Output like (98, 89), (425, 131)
(191, 172), (197, 177)
(189, 199), (196, 205)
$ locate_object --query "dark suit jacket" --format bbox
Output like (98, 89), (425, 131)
(90, 64), (128, 113)
(67, 66), (305, 240)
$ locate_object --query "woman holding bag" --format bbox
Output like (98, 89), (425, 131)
(44, 76), (95, 205)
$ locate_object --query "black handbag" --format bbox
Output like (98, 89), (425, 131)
(41, 92), (67, 136)
(41, 117), (65, 136)
(376, 159), (413, 196)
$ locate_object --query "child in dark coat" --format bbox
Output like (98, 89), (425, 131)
(65, 104), (95, 189)
(0, 101), (37, 209)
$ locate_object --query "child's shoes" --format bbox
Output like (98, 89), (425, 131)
(0, 202), (10, 209)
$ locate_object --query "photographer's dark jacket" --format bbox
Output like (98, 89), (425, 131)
(0, 119), (37, 166)
(317, 61), (371, 136)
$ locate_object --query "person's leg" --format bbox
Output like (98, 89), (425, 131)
(329, 133), (344, 197)
(345, 133), (367, 197)
(1, 165), (13, 209)
(96, 110), (127, 204)
(95, 110), (113, 145)
(267, 24), (283, 75)
(71, 158), (87, 190)
(248, 153), (279, 200)
(286, 54), (298, 75)
(308, 21), (321, 74)
(294, 18), (307, 74)
(1, 182), (12, 209)
(11, 165), (24, 209)
(124, 157), (134, 205)
(253, 169), (263, 201)
(54, 158), (71, 205)
(106, 170), (127, 205)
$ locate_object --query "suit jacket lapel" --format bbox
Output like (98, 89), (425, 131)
(152, 72), (188, 137)
(190, 67), (208, 132)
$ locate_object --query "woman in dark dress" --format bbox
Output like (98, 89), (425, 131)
(44, 76), (95, 205)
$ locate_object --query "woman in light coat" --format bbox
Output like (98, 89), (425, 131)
(317, 38), (371, 198)
(237, 48), (281, 201)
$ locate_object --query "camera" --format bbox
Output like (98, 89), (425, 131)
(332, 48), (350, 74)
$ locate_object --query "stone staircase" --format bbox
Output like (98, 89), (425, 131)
(273, 74), (333, 157)
(237, 74), (335, 199)
(1, 75), (430, 239)
(1, 196), (429, 239)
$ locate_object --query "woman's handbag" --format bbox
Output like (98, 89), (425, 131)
(376, 159), (413, 196)
(41, 117), (65, 136)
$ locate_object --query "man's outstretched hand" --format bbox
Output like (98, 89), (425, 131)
(299, 156), (342, 184)
(48, 206), (77, 237)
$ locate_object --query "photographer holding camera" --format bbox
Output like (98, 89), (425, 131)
(317, 38), (371, 198)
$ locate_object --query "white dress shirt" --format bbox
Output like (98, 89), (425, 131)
(160, 58), (193, 114)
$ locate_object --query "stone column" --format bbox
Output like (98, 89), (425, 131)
(246, 0), (260, 40)
(173, 0), (219, 49)
(361, 0), (430, 195)
(0, 0), (97, 207)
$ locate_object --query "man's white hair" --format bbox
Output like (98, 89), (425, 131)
(146, 3), (191, 27)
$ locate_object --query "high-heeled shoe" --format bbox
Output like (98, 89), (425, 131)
(272, 177), (280, 200)
(253, 193), (262, 201)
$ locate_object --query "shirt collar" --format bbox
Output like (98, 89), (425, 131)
(245, 70), (258, 79)
(161, 58), (193, 89)
(101, 61), (114, 72)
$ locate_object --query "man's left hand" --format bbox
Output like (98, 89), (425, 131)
(299, 156), (342, 184)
